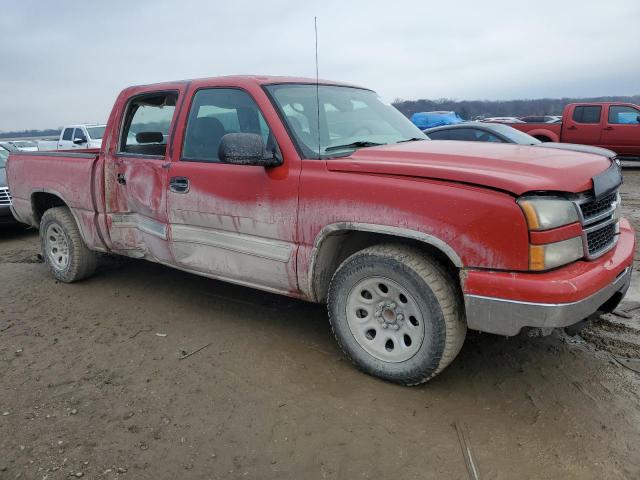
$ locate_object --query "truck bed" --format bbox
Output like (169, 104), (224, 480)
(6, 149), (102, 230)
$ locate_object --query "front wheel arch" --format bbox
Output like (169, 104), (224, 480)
(309, 224), (463, 303)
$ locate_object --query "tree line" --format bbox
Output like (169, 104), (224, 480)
(392, 95), (640, 120)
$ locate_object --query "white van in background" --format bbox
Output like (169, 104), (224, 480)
(37, 124), (106, 151)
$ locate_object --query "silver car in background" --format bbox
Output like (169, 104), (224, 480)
(0, 146), (17, 225)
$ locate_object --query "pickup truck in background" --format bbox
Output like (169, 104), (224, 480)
(6, 76), (634, 385)
(500, 103), (640, 159)
(37, 124), (106, 151)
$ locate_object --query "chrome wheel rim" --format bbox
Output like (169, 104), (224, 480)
(345, 276), (425, 362)
(45, 223), (70, 271)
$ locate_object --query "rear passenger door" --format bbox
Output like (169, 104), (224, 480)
(58, 127), (74, 149)
(104, 88), (184, 262)
(563, 105), (603, 145)
(166, 86), (300, 293)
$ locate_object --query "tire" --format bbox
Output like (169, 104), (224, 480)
(40, 207), (97, 283)
(328, 244), (466, 385)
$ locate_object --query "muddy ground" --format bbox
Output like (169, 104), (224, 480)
(2, 171), (640, 480)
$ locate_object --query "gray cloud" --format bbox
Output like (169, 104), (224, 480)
(1, 0), (638, 130)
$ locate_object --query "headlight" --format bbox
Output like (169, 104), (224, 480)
(529, 237), (584, 271)
(518, 196), (585, 271)
(518, 197), (580, 231)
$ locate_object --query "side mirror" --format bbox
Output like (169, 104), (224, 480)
(73, 138), (86, 145)
(218, 133), (282, 167)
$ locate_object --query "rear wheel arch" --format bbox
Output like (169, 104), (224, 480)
(30, 190), (93, 247)
(31, 191), (68, 226)
(308, 223), (463, 303)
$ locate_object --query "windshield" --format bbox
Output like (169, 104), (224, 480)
(265, 84), (427, 158)
(488, 123), (541, 145)
(0, 148), (8, 168)
(86, 126), (106, 140)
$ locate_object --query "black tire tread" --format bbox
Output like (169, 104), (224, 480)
(40, 207), (97, 283)
(328, 244), (466, 385)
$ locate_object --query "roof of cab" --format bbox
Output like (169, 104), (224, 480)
(125, 75), (365, 91)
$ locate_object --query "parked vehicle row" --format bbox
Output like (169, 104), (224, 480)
(6, 75), (634, 385)
(37, 124), (106, 151)
(489, 103), (640, 159)
(0, 140), (37, 152)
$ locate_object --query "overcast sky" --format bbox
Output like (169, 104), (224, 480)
(1, 0), (638, 131)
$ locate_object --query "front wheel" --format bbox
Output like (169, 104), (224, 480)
(40, 207), (97, 283)
(328, 244), (466, 385)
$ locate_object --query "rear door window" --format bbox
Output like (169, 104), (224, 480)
(572, 106), (602, 124)
(119, 92), (178, 157)
(62, 128), (73, 141)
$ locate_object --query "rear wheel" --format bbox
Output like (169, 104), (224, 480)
(328, 244), (466, 385)
(40, 207), (97, 282)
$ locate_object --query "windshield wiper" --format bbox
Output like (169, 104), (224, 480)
(324, 141), (385, 152)
(396, 137), (427, 143)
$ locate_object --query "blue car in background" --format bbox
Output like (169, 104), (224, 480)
(410, 111), (463, 129)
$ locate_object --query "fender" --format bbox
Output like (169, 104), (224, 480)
(307, 222), (464, 302)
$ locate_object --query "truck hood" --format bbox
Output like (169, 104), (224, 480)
(327, 140), (612, 195)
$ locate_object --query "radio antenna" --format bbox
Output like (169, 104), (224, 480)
(314, 16), (321, 158)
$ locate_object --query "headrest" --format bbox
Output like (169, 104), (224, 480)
(136, 132), (164, 144)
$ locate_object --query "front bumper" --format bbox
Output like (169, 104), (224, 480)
(463, 218), (635, 336)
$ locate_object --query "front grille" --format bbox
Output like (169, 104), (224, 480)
(586, 222), (616, 256)
(579, 191), (616, 223)
(573, 188), (619, 259)
(0, 187), (11, 206)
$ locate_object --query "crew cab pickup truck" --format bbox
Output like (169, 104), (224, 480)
(502, 102), (640, 159)
(6, 76), (635, 385)
(37, 124), (106, 151)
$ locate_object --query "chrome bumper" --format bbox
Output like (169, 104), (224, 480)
(464, 266), (632, 336)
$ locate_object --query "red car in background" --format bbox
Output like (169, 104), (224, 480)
(492, 103), (640, 159)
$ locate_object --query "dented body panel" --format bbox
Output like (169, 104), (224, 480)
(6, 75), (635, 336)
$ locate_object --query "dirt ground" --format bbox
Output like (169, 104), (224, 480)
(2, 171), (640, 480)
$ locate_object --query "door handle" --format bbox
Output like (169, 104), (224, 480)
(170, 176), (190, 193)
(604, 126), (614, 130)
(568, 126), (577, 130)
(117, 173), (126, 185)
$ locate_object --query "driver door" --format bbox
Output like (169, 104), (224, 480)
(166, 85), (300, 293)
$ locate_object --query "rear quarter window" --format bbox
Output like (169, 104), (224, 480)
(572, 106), (602, 124)
(426, 130), (450, 140)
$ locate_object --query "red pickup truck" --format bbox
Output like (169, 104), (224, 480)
(6, 76), (635, 385)
(505, 102), (640, 158)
